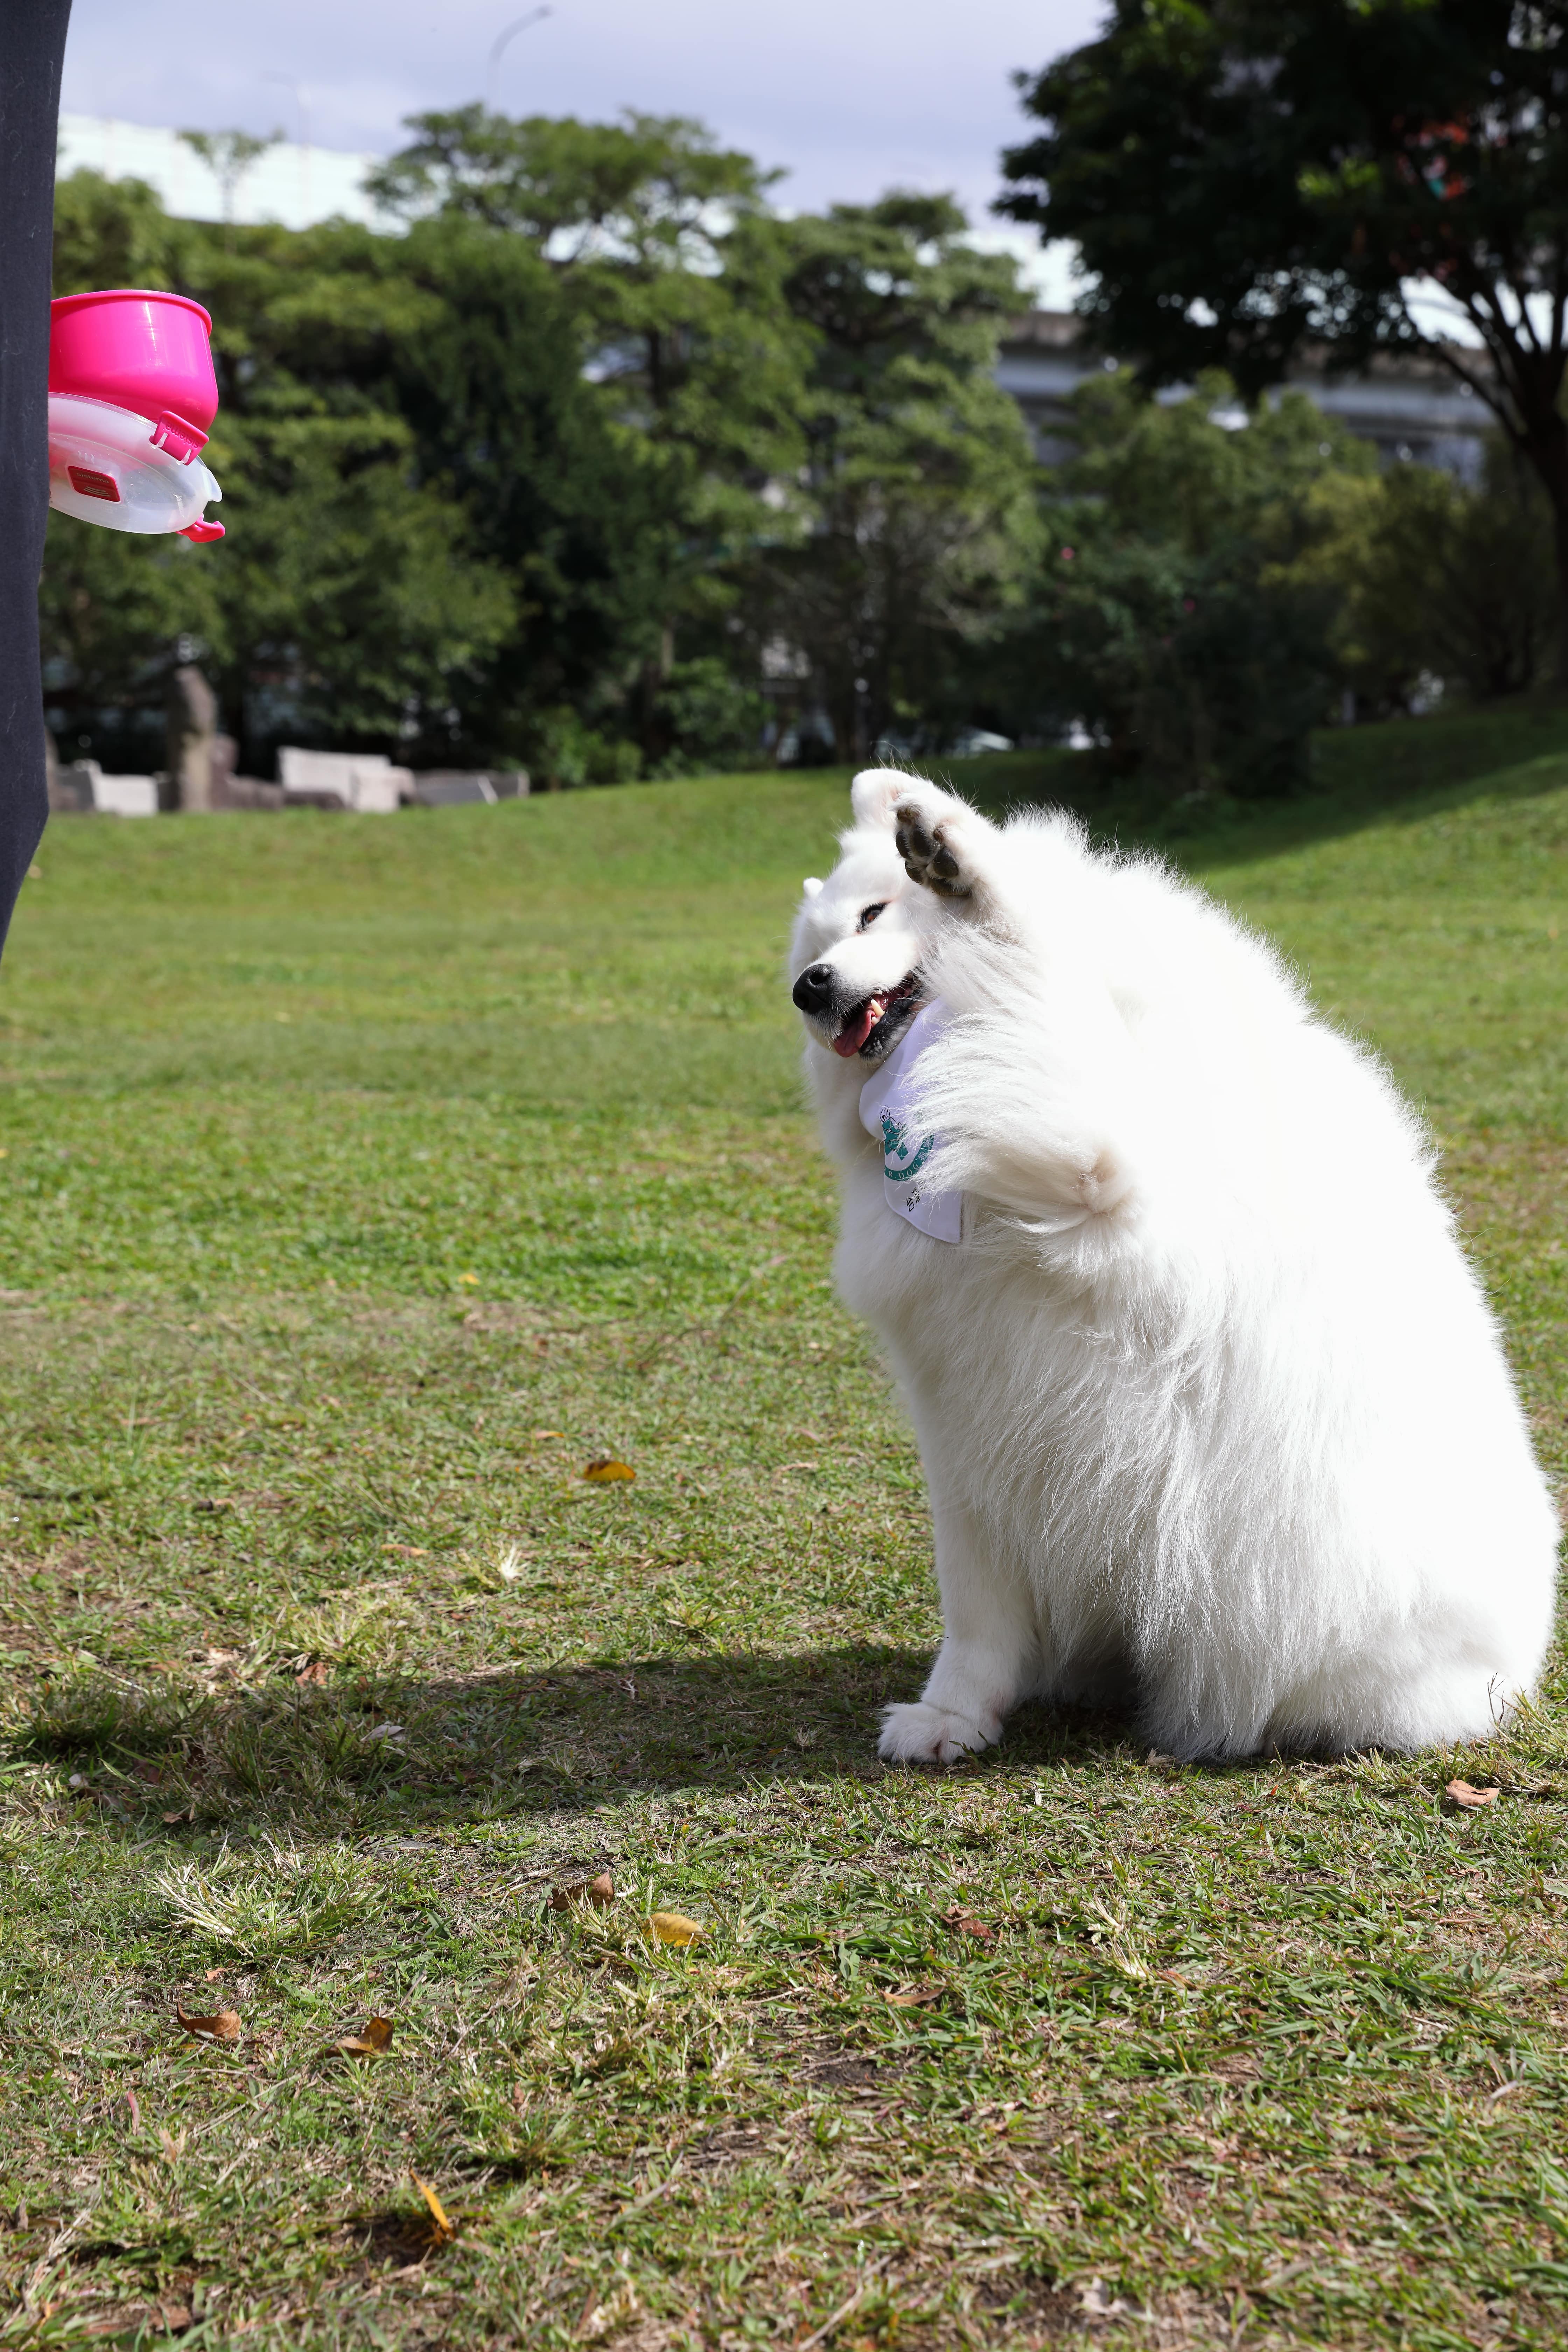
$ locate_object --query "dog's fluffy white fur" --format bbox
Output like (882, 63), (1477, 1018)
(790, 771), (1558, 1763)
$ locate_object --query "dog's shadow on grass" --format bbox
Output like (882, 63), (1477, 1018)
(26, 1645), (1144, 1837)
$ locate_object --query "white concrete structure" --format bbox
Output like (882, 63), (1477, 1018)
(94, 771), (159, 817)
(57, 115), (382, 232)
(54, 760), (160, 817)
(278, 747), (410, 811)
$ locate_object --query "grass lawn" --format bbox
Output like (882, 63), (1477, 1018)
(2, 715), (1567, 2351)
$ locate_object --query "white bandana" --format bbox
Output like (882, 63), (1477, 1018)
(858, 1000), (964, 1245)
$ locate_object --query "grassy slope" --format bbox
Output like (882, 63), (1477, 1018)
(1, 720), (1566, 2351)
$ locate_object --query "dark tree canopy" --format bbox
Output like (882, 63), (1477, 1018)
(999, 0), (1568, 667)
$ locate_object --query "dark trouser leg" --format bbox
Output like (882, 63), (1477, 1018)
(0, 0), (74, 952)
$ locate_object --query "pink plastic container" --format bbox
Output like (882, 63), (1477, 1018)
(49, 289), (219, 461)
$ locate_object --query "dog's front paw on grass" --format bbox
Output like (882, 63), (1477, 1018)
(894, 793), (977, 899)
(878, 1700), (995, 1766)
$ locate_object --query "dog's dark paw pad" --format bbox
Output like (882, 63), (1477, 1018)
(894, 802), (971, 897)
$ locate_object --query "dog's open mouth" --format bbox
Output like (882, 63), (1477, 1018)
(832, 974), (922, 1059)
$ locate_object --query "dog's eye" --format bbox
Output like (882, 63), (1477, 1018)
(858, 903), (887, 931)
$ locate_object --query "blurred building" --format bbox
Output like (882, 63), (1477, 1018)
(997, 309), (1491, 480)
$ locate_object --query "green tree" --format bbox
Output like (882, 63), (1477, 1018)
(44, 175), (631, 772)
(53, 167), (180, 294)
(38, 515), (221, 770)
(46, 176), (217, 765)
(176, 130), (280, 233)
(757, 194), (1038, 762)
(188, 209), (635, 763)
(1282, 439), (1559, 709)
(370, 109), (815, 757)
(1001, 371), (1368, 792)
(1000, 0), (1568, 675)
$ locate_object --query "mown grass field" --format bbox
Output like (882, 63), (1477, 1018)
(2, 714), (1568, 2351)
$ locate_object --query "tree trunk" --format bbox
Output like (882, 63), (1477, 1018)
(166, 664), (219, 811)
(637, 625), (675, 764)
(1552, 478), (1568, 692)
(1431, 332), (1568, 690)
(1517, 404), (1568, 690)
(824, 666), (859, 765)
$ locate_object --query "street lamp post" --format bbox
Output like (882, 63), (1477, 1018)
(484, 8), (552, 111)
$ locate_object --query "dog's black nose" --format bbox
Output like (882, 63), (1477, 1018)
(792, 962), (835, 1015)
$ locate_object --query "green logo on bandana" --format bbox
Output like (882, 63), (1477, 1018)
(880, 1111), (935, 1184)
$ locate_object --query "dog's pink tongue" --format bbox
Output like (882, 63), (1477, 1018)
(833, 1004), (876, 1057)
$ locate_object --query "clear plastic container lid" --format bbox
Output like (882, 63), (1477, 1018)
(48, 393), (224, 540)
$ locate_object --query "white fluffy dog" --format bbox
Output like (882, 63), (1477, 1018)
(789, 770), (1558, 1763)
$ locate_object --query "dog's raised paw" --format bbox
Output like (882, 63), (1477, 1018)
(894, 796), (974, 898)
(878, 1700), (994, 1766)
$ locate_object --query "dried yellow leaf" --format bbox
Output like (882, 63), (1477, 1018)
(338, 2013), (394, 2056)
(174, 1999), (240, 2042)
(550, 1870), (616, 1910)
(884, 1984), (944, 2009)
(411, 2171), (454, 2241)
(649, 1911), (706, 1947)
(583, 1458), (635, 1482)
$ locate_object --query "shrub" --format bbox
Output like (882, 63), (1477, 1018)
(996, 371), (1364, 795)
(1282, 439), (1559, 714)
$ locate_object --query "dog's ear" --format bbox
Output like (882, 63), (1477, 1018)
(849, 768), (908, 831)
(801, 876), (824, 899)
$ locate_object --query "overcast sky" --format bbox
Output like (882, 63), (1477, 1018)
(61, 0), (1101, 289)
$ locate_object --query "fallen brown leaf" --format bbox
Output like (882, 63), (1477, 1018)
(410, 2172), (454, 2242)
(583, 1458), (635, 1482)
(382, 1542), (427, 1558)
(1446, 1779), (1500, 1811)
(648, 1910), (706, 1946)
(549, 1870), (615, 1911)
(161, 1805), (193, 1826)
(175, 1999), (241, 2042)
(295, 1659), (330, 1684)
(884, 1984), (945, 2009)
(338, 2014), (394, 2057)
(938, 1904), (995, 1942)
